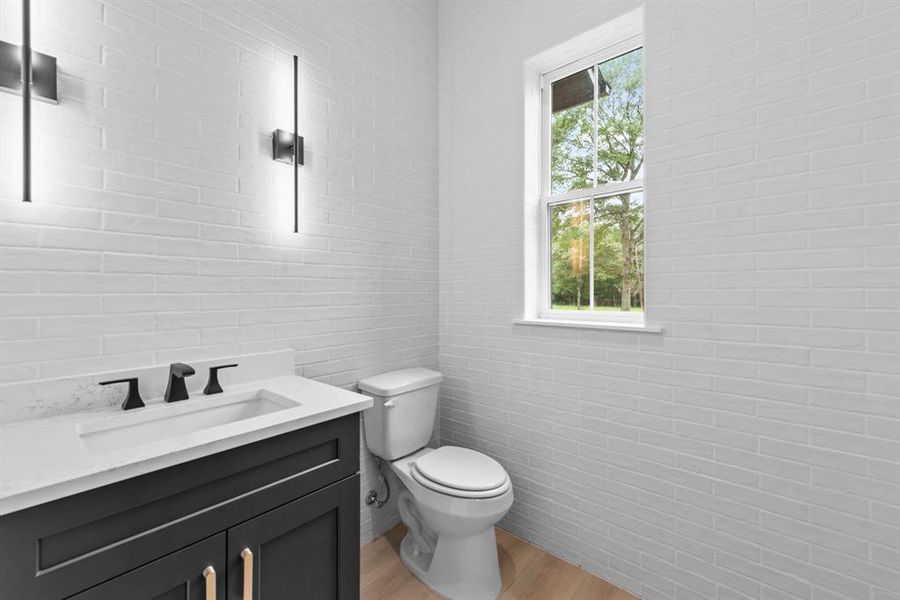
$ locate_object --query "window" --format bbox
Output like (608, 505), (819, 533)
(539, 40), (645, 324)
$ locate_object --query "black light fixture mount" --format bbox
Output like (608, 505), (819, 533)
(0, 40), (58, 102)
(272, 128), (303, 165)
(272, 55), (304, 233)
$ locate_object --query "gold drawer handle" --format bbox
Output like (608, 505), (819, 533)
(203, 565), (216, 600)
(241, 547), (254, 600)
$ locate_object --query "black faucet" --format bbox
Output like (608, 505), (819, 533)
(164, 363), (195, 402)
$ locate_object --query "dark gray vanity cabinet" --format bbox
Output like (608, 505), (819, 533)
(0, 414), (361, 600)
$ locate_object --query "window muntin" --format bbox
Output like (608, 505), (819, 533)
(542, 43), (644, 320)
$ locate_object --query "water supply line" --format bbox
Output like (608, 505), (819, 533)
(365, 457), (391, 508)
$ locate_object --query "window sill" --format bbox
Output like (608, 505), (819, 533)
(513, 317), (663, 333)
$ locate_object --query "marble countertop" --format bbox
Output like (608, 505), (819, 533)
(0, 375), (372, 516)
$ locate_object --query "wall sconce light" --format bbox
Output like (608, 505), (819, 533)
(0, 0), (59, 203)
(272, 55), (304, 233)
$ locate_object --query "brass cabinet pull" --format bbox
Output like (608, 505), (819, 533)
(241, 547), (254, 600)
(203, 566), (216, 600)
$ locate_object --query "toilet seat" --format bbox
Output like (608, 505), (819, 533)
(411, 446), (510, 499)
(411, 468), (512, 499)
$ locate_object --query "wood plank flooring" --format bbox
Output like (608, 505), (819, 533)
(362, 524), (639, 600)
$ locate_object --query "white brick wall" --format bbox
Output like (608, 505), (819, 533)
(0, 0), (438, 543)
(439, 1), (899, 599)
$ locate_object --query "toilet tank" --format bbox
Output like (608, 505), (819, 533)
(358, 368), (442, 461)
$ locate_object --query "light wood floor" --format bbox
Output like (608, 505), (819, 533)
(362, 524), (638, 600)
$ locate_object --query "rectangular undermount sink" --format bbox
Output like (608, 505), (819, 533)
(77, 389), (298, 454)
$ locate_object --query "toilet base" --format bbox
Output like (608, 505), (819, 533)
(399, 527), (502, 600)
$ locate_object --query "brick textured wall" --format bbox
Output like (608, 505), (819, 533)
(1, 0), (898, 592)
(0, 0), (438, 543)
(438, 1), (899, 599)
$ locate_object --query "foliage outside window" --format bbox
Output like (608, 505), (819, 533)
(544, 45), (644, 318)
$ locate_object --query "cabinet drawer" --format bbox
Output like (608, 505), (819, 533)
(67, 534), (226, 600)
(0, 414), (359, 600)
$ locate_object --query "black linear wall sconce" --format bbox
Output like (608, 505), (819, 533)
(272, 55), (304, 233)
(0, 0), (58, 203)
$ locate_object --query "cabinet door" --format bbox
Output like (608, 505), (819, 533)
(67, 534), (225, 600)
(227, 475), (359, 600)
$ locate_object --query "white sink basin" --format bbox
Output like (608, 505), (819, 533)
(77, 389), (298, 454)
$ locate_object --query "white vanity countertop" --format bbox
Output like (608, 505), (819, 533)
(0, 375), (372, 516)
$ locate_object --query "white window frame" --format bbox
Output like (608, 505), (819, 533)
(538, 33), (645, 325)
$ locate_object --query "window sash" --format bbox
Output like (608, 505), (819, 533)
(540, 34), (642, 199)
(540, 184), (644, 321)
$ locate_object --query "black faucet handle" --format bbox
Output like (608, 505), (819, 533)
(99, 377), (145, 411)
(204, 363), (239, 395)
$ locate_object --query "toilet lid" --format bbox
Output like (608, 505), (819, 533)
(410, 467), (511, 499)
(412, 446), (508, 492)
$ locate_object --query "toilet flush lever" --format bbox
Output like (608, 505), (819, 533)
(384, 399), (397, 408)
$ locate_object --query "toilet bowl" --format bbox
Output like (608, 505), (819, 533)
(358, 369), (513, 600)
(390, 447), (513, 600)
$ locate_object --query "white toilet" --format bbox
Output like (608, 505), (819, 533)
(359, 368), (513, 600)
